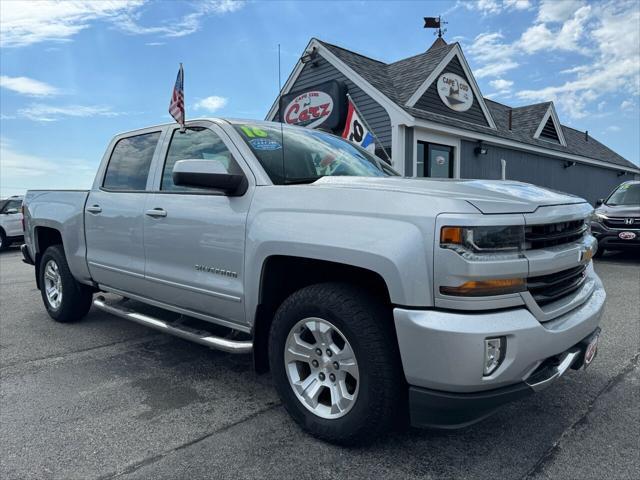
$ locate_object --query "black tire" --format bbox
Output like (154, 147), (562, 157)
(0, 229), (8, 251)
(39, 245), (93, 323)
(268, 282), (405, 445)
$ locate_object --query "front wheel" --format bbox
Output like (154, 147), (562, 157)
(268, 283), (405, 444)
(39, 245), (93, 322)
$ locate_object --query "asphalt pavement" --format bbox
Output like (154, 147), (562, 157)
(1, 245), (638, 480)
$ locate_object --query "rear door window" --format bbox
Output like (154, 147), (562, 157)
(103, 132), (161, 191)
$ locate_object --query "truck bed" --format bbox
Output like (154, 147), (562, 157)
(23, 190), (92, 285)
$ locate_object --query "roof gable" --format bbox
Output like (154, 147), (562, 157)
(412, 55), (490, 127)
(533, 103), (566, 146)
(404, 45), (496, 129)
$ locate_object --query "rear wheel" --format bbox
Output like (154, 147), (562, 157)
(269, 282), (404, 444)
(0, 229), (8, 251)
(39, 245), (93, 322)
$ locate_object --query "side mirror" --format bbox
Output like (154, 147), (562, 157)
(595, 199), (604, 207)
(4, 208), (19, 214)
(172, 159), (247, 195)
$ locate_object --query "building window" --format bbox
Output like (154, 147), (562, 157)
(417, 141), (454, 178)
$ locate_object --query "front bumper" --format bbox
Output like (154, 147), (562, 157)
(394, 270), (606, 427)
(591, 223), (640, 250)
(408, 329), (599, 428)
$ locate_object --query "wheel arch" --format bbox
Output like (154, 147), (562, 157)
(252, 255), (392, 374)
(33, 226), (63, 290)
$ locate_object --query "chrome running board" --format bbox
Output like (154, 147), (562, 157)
(93, 296), (252, 354)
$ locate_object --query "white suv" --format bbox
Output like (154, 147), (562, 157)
(0, 195), (24, 251)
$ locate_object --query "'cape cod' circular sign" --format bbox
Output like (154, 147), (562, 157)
(284, 91), (334, 128)
(437, 73), (473, 112)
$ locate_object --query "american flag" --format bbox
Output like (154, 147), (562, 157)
(169, 63), (184, 126)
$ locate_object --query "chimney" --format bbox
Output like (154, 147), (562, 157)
(508, 109), (512, 130)
(585, 130), (589, 141)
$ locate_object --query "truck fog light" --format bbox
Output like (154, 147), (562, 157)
(484, 337), (505, 376)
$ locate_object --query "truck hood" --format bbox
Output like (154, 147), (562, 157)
(312, 177), (585, 214)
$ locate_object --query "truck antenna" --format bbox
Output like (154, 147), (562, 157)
(278, 44), (286, 183)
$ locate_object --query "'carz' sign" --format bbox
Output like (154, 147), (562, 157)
(279, 80), (346, 132)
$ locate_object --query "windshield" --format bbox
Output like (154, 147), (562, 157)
(606, 183), (640, 206)
(232, 122), (398, 184)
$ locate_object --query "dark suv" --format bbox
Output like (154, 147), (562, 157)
(591, 181), (640, 256)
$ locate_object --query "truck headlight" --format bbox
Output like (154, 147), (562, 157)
(591, 212), (607, 223)
(441, 225), (525, 253)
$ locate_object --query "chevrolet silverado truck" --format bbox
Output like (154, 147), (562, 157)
(22, 119), (605, 444)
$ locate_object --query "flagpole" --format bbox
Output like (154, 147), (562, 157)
(346, 93), (392, 164)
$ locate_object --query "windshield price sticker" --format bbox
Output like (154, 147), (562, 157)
(250, 138), (282, 150)
(239, 125), (269, 138)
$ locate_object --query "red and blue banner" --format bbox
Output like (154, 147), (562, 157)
(341, 98), (375, 153)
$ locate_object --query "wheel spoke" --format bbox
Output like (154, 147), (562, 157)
(285, 334), (315, 364)
(329, 382), (352, 414)
(304, 379), (323, 408)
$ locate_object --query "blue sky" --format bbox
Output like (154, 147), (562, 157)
(1, 0), (639, 196)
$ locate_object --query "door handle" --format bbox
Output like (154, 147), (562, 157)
(145, 208), (167, 218)
(86, 205), (102, 214)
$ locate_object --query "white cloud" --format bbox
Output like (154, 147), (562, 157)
(115, 1), (245, 38)
(519, 5), (592, 54)
(17, 104), (121, 122)
(489, 78), (514, 91)
(0, 0), (244, 48)
(193, 96), (228, 113)
(145, 42), (165, 46)
(464, 0), (531, 14)
(620, 100), (636, 111)
(504, 0), (532, 10)
(605, 125), (621, 132)
(466, 1), (639, 120)
(0, 138), (96, 195)
(467, 32), (519, 78)
(537, 0), (585, 22)
(0, 0), (144, 48)
(516, 1), (640, 119)
(0, 75), (59, 96)
(475, 60), (519, 79)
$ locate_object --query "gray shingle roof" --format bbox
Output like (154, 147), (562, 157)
(314, 38), (637, 171)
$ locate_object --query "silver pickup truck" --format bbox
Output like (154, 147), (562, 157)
(22, 119), (605, 444)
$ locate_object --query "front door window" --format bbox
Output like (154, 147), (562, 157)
(417, 141), (454, 178)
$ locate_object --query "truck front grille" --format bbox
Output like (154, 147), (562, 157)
(603, 217), (640, 230)
(527, 265), (587, 305)
(525, 220), (586, 249)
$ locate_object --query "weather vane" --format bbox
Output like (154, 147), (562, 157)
(424, 16), (447, 38)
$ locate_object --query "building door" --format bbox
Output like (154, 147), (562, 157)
(417, 142), (454, 178)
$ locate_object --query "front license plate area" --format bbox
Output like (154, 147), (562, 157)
(618, 231), (637, 240)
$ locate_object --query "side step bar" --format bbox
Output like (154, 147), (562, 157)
(93, 296), (252, 354)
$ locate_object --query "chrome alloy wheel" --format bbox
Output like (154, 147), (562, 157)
(284, 317), (359, 419)
(44, 259), (63, 310)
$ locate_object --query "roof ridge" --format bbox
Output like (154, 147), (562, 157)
(315, 39), (388, 65)
(512, 101), (552, 110)
(388, 43), (454, 67)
